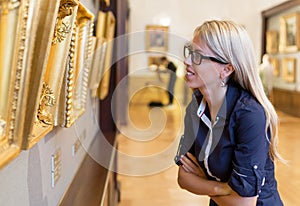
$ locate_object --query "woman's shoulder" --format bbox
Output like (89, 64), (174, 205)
(229, 83), (265, 118)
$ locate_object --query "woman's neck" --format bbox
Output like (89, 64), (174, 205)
(200, 86), (227, 123)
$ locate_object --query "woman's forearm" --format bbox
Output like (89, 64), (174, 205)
(177, 166), (231, 196)
(178, 167), (257, 205)
(211, 192), (257, 206)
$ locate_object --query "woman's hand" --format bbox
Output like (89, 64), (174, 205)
(177, 154), (231, 197)
(180, 152), (206, 178)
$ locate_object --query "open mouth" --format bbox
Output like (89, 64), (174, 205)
(186, 71), (195, 76)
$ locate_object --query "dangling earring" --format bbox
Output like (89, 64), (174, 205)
(220, 78), (226, 87)
(220, 74), (226, 87)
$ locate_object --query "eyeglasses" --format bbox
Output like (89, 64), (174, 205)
(183, 44), (228, 65)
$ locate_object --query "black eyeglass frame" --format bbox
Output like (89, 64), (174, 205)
(183, 45), (228, 65)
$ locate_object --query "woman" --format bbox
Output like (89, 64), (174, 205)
(177, 20), (284, 205)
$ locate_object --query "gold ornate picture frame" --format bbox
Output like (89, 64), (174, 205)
(270, 57), (280, 77)
(89, 36), (107, 97)
(58, 2), (94, 128)
(148, 56), (163, 67)
(145, 25), (169, 52)
(22, 0), (79, 149)
(96, 11), (116, 100)
(282, 57), (296, 83)
(0, 0), (39, 167)
(279, 12), (300, 52)
(266, 30), (279, 54)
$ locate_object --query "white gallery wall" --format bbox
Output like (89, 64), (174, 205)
(128, 0), (288, 77)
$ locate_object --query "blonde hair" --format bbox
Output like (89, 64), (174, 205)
(194, 20), (283, 161)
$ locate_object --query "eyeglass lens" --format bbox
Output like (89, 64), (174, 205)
(184, 45), (201, 65)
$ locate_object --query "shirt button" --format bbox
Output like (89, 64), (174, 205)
(253, 165), (258, 169)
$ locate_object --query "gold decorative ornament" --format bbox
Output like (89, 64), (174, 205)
(52, 20), (72, 45)
(37, 82), (56, 126)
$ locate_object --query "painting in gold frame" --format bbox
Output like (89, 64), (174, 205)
(266, 30), (279, 54)
(58, 2), (94, 128)
(270, 57), (280, 77)
(148, 56), (163, 67)
(89, 36), (107, 97)
(96, 11), (116, 100)
(0, 0), (39, 167)
(145, 25), (169, 52)
(22, 0), (79, 149)
(279, 12), (300, 52)
(282, 57), (296, 83)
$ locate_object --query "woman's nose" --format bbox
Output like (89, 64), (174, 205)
(184, 55), (192, 66)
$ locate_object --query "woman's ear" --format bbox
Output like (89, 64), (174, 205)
(221, 64), (234, 78)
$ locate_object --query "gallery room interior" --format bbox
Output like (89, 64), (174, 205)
(0, 0), (300, 205)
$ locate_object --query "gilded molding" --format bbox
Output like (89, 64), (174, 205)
(0, 142), (9, 156)
(8, 0), (29, 142)
(81, 21), (94, 106)
(64, 28), (76, 127)
(0, 0), (20, 14)
(0, 118), (6, 140)
(58, 2), (94, 128)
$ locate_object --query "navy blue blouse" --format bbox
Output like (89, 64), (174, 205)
(182, 81), (283, 206)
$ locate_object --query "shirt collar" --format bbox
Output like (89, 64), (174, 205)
(192, 81), (241, 121)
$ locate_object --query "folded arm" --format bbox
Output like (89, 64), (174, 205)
(177, 153), (257, 205)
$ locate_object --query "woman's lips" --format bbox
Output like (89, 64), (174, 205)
(186, 71), (194, 76)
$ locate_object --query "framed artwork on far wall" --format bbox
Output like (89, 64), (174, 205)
(270, 57), (280, 77)
(279, 12), (300, 52)
(282, 57), (296, 83)
(148, 56), (163, 66)
(266, 30), (279, 54)
(145, 25), (169, 52)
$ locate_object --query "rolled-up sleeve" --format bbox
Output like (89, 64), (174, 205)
(228, 103), (269, 197)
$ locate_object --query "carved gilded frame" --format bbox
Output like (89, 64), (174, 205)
(89, 36), (107, 97)
(279, 12), (300, 52)
(0, 0), (39, 167)
(22, 0), (79, 149)
(0, 0), (41, 167)
(145, 25), (169, 52)
(282, 57), (296, 83)
(96, 11), (116, 100)
(58, 2), (94, 127)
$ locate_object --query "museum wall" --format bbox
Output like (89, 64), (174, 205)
(265, 4), (300, 92)
(262, 0), (300, 116)
(127, 0), (288, 77)
(0, 0), (100, 205)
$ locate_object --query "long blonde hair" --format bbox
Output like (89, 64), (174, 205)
(194, 20), (283, 161)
